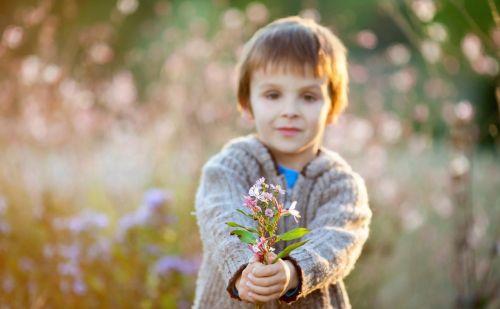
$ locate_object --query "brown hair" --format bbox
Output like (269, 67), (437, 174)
(236, 16), (349, 123)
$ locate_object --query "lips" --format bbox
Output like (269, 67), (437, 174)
(276, 127), (302, 136)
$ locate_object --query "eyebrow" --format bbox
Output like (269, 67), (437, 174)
(258, 83), (322, 91)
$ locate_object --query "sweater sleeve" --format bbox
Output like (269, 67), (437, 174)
(194, 160), (255, 301)
(279, 170), (372, 304)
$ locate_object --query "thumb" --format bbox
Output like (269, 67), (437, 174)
(266, 251), (278, 264)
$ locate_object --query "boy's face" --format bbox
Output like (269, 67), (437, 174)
(246, 67), (333, 164)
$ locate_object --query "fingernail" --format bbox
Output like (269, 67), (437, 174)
(246, 282), (251, 287)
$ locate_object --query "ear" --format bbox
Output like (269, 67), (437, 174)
(241, 107), (254, 122)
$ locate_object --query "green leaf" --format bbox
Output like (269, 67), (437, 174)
(225, 222), (258, 233)
(276, 228), (310, 241)
(230, 229), (257, 244)
(272, 241), (308, 264)
(236, 208), (255, 220)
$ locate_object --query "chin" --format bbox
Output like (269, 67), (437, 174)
(269, 141), (308, 154)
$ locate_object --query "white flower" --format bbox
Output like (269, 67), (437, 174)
(248, 184), (260, 197)
(288, 201), (301, 223)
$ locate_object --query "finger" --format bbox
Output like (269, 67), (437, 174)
(266, 252), (278, 263)
(242, 266), (251, 277)
(237, 283), (256, 304)
(252, 264), (280, 277)
(246, 280), (283, 296)
(248, 273), (284, 287)
(249, 255), (258, 263)
(248, 291), (281, 303)
(242, 262), (258, 276)
(240, 291), (254, 303)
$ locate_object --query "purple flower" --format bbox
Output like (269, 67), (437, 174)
(88, 238), (111, 260)
(249, 178), (267, 200)
(58, 243), (81, 261)
(19, 257), (34, 272)
(144, 188), (171, 212)
(0, 221), (11, 234)
(273, 184), (285, 195)
(58, 261), (80, 277)
(73, 279), (87, 295)
(2, 276), (14, 293)
(262, 192), (273, 201)
(117, 212), (143, 236)
(54, 211), (109, 235)
(265, 209), (274, 217)
(0, 196), (7, 215)
(154, 256), (198, 276)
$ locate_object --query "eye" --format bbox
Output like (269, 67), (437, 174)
(303, 93), (318, 103)
(264, 91), (281, 100)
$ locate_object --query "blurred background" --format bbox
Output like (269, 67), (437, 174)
(0, 0), (498, 308)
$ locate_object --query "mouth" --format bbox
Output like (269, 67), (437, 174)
(276, 127), (302, 136)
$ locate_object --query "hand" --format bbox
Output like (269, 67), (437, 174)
(245, 252), (299, 304)
(235, 258), (261, 304)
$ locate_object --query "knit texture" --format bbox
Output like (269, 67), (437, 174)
(193, 134), (372, 309)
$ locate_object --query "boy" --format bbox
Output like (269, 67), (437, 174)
(193, 16), (372, 308)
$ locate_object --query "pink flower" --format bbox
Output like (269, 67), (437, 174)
(243, 196), (257, 209)
(276, 200), (286, 216)
(265, 209), (274, 217)
(248, 236), (268, 260)
(243, 195), (262, 214)
(243, 196), (262, 215)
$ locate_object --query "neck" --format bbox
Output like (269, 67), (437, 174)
(271, 145), (320, 172)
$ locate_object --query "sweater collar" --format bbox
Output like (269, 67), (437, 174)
(223, 133), (346, 179)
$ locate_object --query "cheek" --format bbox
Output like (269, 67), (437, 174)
(251, 101), (275, 123)
(250, 108), (271, 132)
(305, 105), (328, 124)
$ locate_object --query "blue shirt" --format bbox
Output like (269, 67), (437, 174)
(278, 164), (301, 297)
(277, 164), (300, 189)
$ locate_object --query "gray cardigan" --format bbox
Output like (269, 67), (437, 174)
(193, 134), (372, 309)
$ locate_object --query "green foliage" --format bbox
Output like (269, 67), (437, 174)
(225, 221), (258, 233)
(229, 229), (257, 244)
(236, 208), (256, 220)
(272, 241), (309, 264)
(276, 228), (310, 241)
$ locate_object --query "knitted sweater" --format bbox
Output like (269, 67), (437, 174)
(193, 134), (372, 309)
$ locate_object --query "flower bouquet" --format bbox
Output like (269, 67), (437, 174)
(226, 177), (310, 307)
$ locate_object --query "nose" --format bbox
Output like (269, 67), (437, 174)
(280, 97), (299, 119)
